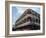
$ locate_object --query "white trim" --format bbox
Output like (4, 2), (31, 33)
(9, 4), (43, 34)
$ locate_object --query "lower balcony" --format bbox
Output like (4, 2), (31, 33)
(12, 21), (40, 31)
(15, 21), (40, 29)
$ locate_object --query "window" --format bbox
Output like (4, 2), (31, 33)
(32, 18), (36, 23)
(36, 19), (38, 23)
(39, 19), (40, 24)
(27, 17), (32, 22)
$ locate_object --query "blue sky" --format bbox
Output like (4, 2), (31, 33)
(12, 6), (40, 26)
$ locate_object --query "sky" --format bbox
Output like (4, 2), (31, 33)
(12, 6), (40, 26)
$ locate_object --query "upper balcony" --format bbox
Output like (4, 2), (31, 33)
(15, 14), (39, 25)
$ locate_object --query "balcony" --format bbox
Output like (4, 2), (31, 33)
(15, 21), (40, 29)
(16, 14), (39, 25)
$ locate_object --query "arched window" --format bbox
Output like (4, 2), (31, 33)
(27, 17), (32, 22)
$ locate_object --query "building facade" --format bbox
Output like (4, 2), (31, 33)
(14, 9), (40, 31)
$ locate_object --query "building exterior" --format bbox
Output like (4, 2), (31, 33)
(14, 9), (40, 31)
